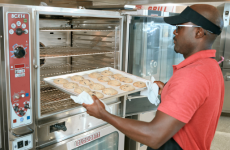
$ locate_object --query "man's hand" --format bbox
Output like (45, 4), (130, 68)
(82, 95), (107, 119)
(154, 81), (165, 95)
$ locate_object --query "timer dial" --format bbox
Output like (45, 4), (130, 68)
(14, 47), (25, 58)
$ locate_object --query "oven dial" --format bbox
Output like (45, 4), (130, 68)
(13, 106), (19, 112)
(14, 47), (25, 58)
(24, 104), (30, 109)
(16, 28), (23, 35)
(19, 110), (25, 116)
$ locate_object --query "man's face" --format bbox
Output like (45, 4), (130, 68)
(173, 23), (196, 56)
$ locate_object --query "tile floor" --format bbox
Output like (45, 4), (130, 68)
(211, 115), (230, 150)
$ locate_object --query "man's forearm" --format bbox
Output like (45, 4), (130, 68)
(101, 111), (161, 149)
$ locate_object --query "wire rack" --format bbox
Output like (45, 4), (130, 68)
(40, 47), (114, 59)
(40, 85), (80, 115)
(39, 28), (115, 32)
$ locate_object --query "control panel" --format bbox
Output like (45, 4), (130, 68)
(8, 13), (32, 128)
(12, 134), (33, 150)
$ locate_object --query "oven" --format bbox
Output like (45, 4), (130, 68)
(0, 4), (184, 150)
(0, 5), (125, 150)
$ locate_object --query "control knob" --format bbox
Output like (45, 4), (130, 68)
(24, 104), (30, 109)
(19, 110), (25, 116)
(13, 106), (19, 112)
(16, 28), (24, 35)
(14, 47), (25, 58)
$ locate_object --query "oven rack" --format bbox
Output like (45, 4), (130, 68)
(40, 85), (80, 115)
(39, 28), (115, 32)
(40, 47), (114, 59)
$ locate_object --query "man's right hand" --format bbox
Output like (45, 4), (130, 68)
(154, 81), (165, 95)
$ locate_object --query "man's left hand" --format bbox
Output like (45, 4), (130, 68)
(82, 95), (107, 119)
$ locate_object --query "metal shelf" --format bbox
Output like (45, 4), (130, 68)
(40, 85), (80, 115)
(40, 47), (114, 59)
(40, 28), (115, 32)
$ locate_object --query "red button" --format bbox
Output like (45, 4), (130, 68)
(13, 119), (17, 123)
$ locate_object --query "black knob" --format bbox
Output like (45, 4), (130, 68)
(14, 47), (25, 58)
(19, 110), (25, 116)
(16, 28), (24, 35)
(24, 104), (30, 109)
(14, 106), (19, 112)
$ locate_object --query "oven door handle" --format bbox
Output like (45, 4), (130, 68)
(11, 127), (34, 137)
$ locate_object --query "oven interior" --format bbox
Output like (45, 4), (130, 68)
(38, 14), (121, 118)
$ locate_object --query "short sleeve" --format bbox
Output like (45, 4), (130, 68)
(157, 68), (209, 123)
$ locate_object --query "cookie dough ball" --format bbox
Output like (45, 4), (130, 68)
(74, 86), (91, 94)
(53, 78), (69, 84)
(63, 82), (79, 89)
(120, 84), (135, 91)
(89, 83), (105, 90)
(102, 88), (118, 96)
(70, 75), (84, 82)
(88, 91), (104, 99)
(97, 76), (111, 82)
(112, 74), (124, 80)
(101, 70), (113, 76)
(108, 80), (121, 86)
(133, 81), (146, 88)
(88, 72), (101, 78)
(79, 79), (94, 86)
(119, 77), (133, 83)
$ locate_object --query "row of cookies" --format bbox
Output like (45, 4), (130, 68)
(53, 77), (134, 97)
(53, 78), (105, 98)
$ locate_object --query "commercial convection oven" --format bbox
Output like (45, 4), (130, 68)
(0, 5), (125, 150)
(0, 4), (182, 150)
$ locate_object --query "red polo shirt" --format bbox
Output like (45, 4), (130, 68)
(158, 50), (225, 150)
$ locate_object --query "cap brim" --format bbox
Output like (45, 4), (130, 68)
(164, 15), (189, 25)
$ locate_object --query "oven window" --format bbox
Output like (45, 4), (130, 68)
(72, 131), (119, 150)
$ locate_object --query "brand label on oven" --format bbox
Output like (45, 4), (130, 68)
(11, 14), (25, 19)
(67, 132), (100, 149)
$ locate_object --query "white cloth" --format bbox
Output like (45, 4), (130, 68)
(70, 91), (111, 113)
(140, 76), (160, 106)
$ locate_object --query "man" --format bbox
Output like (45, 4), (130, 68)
(83, 4), (225, 150)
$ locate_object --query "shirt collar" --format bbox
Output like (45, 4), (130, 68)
(173, 50), (216, 72)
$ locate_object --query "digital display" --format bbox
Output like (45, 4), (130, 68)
(24, 19), (27, 23)
(15, 64), (25, 68)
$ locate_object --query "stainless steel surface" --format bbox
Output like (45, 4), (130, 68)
(223, 25), (230, 68)
(39, 124), (124, 150)
(222, 69), (230, 113)
(215, 3), (230, 113)
(127, 16), (184, 82)
(37, 102), (122, 148)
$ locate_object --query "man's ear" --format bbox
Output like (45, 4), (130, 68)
(195, 28), (205, 38)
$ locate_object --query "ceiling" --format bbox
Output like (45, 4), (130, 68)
(0, 0), (227, 7)
(90, 0), (226, 6)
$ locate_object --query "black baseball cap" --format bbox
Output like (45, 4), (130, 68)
(164, 6), (221, 35)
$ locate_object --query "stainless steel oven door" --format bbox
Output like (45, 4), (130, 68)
(40, 124), (124, 150)
(124, 15), (184, 116)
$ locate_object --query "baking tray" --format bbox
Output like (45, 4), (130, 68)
(43, 67), (148, 100)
